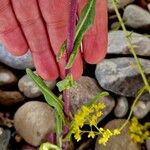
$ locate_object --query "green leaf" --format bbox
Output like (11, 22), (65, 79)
(57, 0), (96, 68)
(66, 0), (96, 69)
(56, 75), (76, 92)
(26, 68), (64, 122)
(86, 91), (109, 107)
(63, 125), (73, 141)
(55, 110), (63, 148)
(39, 142), (60, 150)
(56, 40), (67, 61)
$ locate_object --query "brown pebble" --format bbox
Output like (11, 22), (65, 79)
(0, 90), (24, 106)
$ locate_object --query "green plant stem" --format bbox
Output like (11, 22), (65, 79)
(119, 86), (145, 131)
(112, 0), (150, 92)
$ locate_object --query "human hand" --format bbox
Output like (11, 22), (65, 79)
(0, 0), (107, 80)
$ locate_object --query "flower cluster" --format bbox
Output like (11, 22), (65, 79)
(98, 128), (120, 146)
(72, 103), (105, 141)
(72, 102), (121, 146)
(129, 117), (150, 143)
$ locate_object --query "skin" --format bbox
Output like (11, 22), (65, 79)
(0, 0), (108, 80)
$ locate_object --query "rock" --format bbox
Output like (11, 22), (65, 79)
(95, 58), (150, 97)
(133, 100), (150, 119)
(0, 43), (34, 69)
(18, 74), (56, 98)
(69, 76), (115, 120)
(146, 139), (150, 150)
(0, 90), (24, 106)
(107, 0), (134, 12)
(21, 145), (36, 150)
(123, 5), (150, 29)
(114, 97), (128, 118)
(14, 101), (55, 146)
(95, 119), (141, 150)
(148, 3), (150, 11)
(0, 128), (11, 150)
(0, 112), (14, 128)
(0, 66), (17, 86)
(108, 31), (150, 56)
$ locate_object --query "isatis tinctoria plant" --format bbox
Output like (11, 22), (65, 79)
(26, 0), (150, 149)
(27, 0), (108, 149)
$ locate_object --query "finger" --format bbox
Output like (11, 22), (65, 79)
(78, 0), (108, 64)
(70, 52), (83, 80)
(12, 0), (59, 80)
(58, 51), (83, 80)
(38, 0), (83, 79)
(0, 0), (28, 55)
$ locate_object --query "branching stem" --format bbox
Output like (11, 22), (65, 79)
(112, 0), (150, 92)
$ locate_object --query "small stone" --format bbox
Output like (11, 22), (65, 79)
(69, 76), (115, 120)
(0, 90), (24, 106)
(14, 101), (55, 146)
(95, 58), (150, 97)
(114, 97), (128, 118)
(133, 100), (150, 119)
(18, 74), (56, 98)
(0, 43), (34, 69)
(0, 66), (17, 86)
(21, 145), (36, 150)
(0, 112), (14, 127)
(0, 128), (11, 150)
(107, 0), (134, 12)
(108, 31), (150, 56)
(146, 139), (150, 150)
(95, 119), (141, 150)
(123, 5), (150, 29)
(148, 3), (150, 11)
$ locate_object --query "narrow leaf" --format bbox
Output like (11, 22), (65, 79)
(39, 142), (60, 150)
(55, 110), (63, 148)
(56, 75), (76, 92)
(63, 125), (74, 141)
(57, 0), (96, 67)
(26, 68), (64, 121)
(56, 40), (67, 61)
(66, 0), (96, 69)
(86, 91), (109, 107)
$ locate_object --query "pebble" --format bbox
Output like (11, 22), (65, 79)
(114, 97), (129, 118)
(14, 101), (55, 146)
(95, 119), (141, 150)
(0, 128), (11, 150)
(133, 100), (150, 119)
(123, 5), (150, 29)
(0, 43), (34, 69)
(146, 139), (150, 150)
(0, 66), (17, 86)
(0, 90), (24, 106)
(108, 30), (150, 56)
(95, 58), (150, 97)
(21, 145), (36, 150)
(69, 76), (115, 120)
(148, 3), (150, 11)
(107, 0), (134, 12)
(18, 74), (56, 98)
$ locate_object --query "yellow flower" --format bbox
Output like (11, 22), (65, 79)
(72, 102), (106, 142)
(96, 111), (103, 118)
(88, 131), (95, 138)
(113, 129), (121, 135)
(98, 129), (113, 146)
(129, 117), (150, 143)
(91, 103), (105, 112)
(74, 129), (82, 141)
(90, 115), (97, 126)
